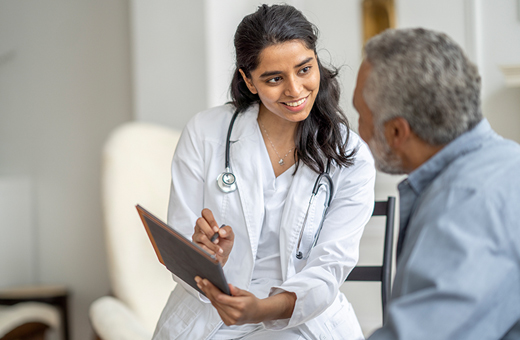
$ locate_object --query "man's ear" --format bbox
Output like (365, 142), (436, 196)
(384, 117), (412, 150)
(239, 69), (257, 94)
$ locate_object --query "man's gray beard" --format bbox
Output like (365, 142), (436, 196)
(367, 127), (405, 175)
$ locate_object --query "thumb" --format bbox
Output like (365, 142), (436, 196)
(219, 225), (234, 241)
(229, 284), (246, 297)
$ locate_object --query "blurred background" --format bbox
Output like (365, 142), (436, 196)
(1, 0), (519, 339)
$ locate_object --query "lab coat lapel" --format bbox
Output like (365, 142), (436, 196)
(228, 105), (265, 258)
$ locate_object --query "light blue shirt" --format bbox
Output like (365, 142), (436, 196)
(369, 119), (520, 340)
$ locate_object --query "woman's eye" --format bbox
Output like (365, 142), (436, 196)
(267, 76), (282, 84)
(300, 66), (311, 74)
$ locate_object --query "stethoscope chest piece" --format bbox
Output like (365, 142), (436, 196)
(217, 168), (237, 193)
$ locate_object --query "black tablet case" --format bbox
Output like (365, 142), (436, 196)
(136, 205), (231, 296)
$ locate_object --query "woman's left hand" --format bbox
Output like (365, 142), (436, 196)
(194, 277), (297, 326)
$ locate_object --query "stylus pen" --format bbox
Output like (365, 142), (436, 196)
(210, 224), (225, 243)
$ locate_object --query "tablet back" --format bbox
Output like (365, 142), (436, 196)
(136, 205), (231, 296)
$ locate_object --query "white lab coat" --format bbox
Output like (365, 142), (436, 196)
(153, 104), (375, 340)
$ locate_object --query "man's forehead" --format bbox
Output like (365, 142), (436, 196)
(353, 60), (372, 108)
(358, 60), (372, 83)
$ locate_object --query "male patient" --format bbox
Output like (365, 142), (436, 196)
(353, 28), (520, 339)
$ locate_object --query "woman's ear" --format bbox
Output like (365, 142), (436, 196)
(239, 69), (257, 94)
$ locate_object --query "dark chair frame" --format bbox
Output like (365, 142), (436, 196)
(345, 196), (396, 323)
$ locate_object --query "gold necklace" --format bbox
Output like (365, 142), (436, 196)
(259, 120), (294, 166)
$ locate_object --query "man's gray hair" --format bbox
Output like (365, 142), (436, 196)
(363, 28), (482, 145)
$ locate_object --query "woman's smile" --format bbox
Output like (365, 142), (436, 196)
(281, 95), (309, 110)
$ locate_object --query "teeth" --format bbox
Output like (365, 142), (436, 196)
(285, 97), (306, 107)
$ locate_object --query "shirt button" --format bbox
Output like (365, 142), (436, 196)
(320, 335), (328, 340)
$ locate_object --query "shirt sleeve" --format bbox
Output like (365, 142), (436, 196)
(264, 138), (376, 330)
(369, 185), (520, 340)
(166, 116), (208, 299)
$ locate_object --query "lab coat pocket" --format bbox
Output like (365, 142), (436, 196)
(324, 297), (364, 340)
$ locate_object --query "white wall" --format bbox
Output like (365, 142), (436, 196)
(130, 0), (208, 129)
(205, 0), (258, 108)
(0, 177), (36, 287)
(479, 0), (520, 143)
(0, 1), (132, 340)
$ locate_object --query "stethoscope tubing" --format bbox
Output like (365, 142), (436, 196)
(224, 110), (240, 169)
(295, 164), (333, 260)
(217, 109), (333, 259)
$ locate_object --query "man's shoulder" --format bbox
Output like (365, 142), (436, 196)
(415, 135), (520, 231)
(440, 134), (520, 190)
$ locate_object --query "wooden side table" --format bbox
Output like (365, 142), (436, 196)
(0, 285), (69, 340)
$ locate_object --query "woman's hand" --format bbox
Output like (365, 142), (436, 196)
(192, 208), (234, 266)
(194, 277), (297, 326)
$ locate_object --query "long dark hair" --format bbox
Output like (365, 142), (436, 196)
(230, 4), (355, 173)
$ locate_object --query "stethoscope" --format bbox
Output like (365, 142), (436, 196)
(216, 110), (240, 193)
(217, 110), (334, 260)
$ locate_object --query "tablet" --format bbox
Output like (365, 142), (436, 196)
(136, 204), (231, 296)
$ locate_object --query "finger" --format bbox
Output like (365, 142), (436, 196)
(198, 278), (227, 306)
(218, 225), (234, 241)
(194, 242), (216, 256)
(195, 276), (214, 298)
(195, 216), (215, 237)
(199, 281), (249, 326)
(192, 226), (211, 245)
(195, 277), (215, 304)
(195, 217), (222, 253)
(229, 284), (239, 296)
(193, 236), (220, 258)
(198, 279), (236, 306)
(229, 284), (250, 297)
(201, 208), (220, 233)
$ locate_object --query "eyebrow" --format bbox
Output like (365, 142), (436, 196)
(259, 56), (315, 79)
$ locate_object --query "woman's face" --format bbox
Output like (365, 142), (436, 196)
(240, 40), (320, 123)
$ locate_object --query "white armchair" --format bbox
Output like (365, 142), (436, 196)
(89, 122), (182, 340)
(0, 302), (60, 340)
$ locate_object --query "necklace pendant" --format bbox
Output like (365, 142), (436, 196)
(278, 159), (285, 166)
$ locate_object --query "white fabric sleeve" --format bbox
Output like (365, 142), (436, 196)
(166, 115), (209, 301)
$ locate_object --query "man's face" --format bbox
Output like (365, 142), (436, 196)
(353, 61), (405, 175)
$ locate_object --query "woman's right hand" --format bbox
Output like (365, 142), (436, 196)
(192, 208), (234, 267)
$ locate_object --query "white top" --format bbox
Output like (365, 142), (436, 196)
(213, 124), (295, 339)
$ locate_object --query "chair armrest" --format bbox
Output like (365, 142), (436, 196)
(89, 296), (152, 340)
(0, 302), (60, 337)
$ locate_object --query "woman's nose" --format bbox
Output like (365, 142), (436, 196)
(284, 77), (302, 97)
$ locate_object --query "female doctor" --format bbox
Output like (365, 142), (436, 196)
(153, 4), (375, 340)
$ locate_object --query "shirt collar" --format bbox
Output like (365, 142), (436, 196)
(400, 119), (494, 195)
(229, 102), (260, 142)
